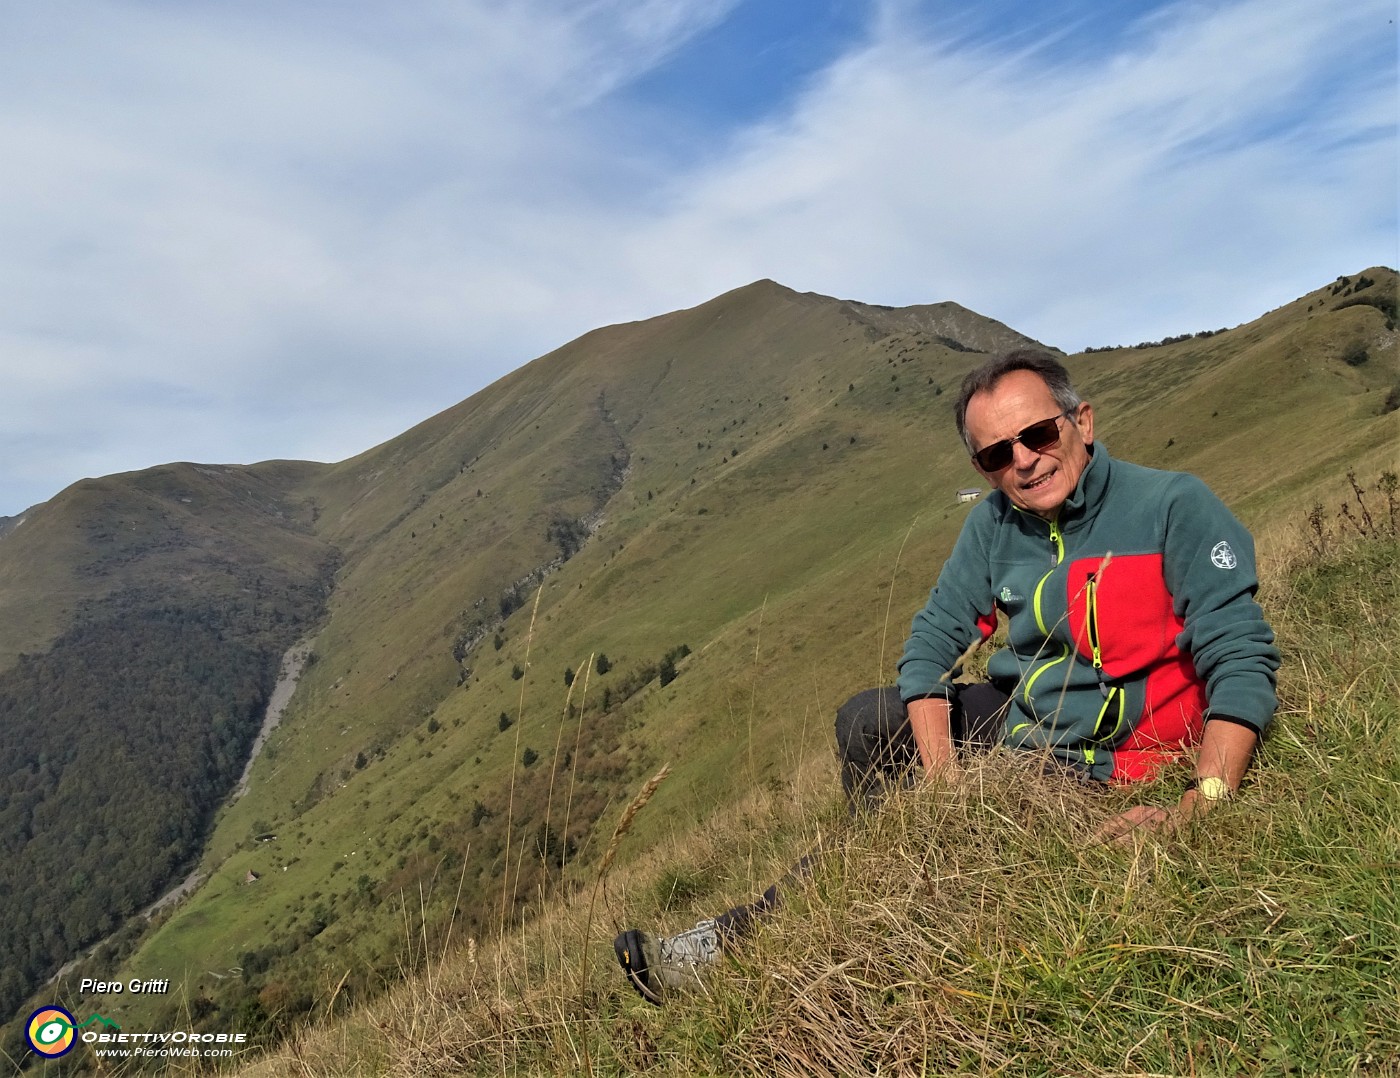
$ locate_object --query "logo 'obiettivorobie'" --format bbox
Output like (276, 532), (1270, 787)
(24, 1007), (122, 1058)
(26, 1006), (77, 1058)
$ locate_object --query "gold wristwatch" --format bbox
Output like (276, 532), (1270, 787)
(1188, 776), (1231, 802)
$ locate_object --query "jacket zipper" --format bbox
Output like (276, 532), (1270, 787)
(1085, 569), (1127, 750)
(1086, 573), (1107, 695)
(1016, 522), (1127, 767)
(1018, 517), (1068, 725)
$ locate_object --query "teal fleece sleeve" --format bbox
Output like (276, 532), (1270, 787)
(1161, 475), (1280, 731)
(897, 509), (996, 703)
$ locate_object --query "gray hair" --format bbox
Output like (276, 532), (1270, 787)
(954, 349), (1083, 453)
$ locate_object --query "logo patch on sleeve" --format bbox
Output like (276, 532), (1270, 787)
(1210, 540), (1238, 569)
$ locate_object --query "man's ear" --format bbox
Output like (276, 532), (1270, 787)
(1075, 402), (1095, 445)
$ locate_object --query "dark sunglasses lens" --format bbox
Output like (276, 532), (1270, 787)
(1020, 417), (1063, 452)
(973, 416), (1063, 471)
(975, 442), (1013, 471)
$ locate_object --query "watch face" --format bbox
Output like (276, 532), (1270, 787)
(1198, 776), (1231, 802)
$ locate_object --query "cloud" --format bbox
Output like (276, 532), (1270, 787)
(0, 0), (1393, 514)
(619, 0), (1395, 345)
(0, 0), (739, 509)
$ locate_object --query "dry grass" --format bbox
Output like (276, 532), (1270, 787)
(231, 754), (833, 1077)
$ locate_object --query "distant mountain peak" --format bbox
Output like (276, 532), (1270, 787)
(689, 278), (1056, 356)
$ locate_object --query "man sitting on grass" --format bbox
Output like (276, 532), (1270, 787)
(615, 349), (1280, 1005)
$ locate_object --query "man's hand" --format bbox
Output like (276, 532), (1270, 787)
(1094, 804), (1180, 845)
(1093, 785), (1223, 844)
(1095, 718), (1259, 844)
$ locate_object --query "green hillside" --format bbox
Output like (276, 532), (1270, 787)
(1, 267), (1394, 1071)
(0, 460), (333, 672)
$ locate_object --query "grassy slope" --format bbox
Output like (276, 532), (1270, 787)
(10, 269), (1396, 1067)
(0, 459), (333, 672)
(240, 514), (1399, 1078)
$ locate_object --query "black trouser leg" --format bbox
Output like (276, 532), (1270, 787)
(834, 683), (1010, 814)
(713, 853), (815, 941)
(834, 686), (920, 812)
(956, 682), (1014, 751)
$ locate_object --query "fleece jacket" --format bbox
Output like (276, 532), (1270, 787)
(897, 444), (1279, 782)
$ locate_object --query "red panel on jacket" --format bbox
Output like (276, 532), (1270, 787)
(1067, 553), (1207, 781)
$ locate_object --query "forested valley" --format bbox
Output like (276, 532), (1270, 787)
(0, 574), (327, 1019)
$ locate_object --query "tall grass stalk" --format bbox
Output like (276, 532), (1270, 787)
(748, 594), (767, 795)
(580, 764), (671, 1073)
(499, 583), (545, 935)
(558, 653), (594, 872)
(879, 515), (921, 687)
(539, 661), (585, 892)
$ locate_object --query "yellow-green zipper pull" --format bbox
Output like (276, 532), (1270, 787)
(1086, 572), (1108, 696)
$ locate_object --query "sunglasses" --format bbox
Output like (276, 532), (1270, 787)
(971, 410), (1074, 472)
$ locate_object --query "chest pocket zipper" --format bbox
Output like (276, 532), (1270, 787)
(1085, 572), (1127, 755)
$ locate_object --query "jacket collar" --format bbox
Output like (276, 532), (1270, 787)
(1002, 442), (1110, 529)
(1054, 441), (1109, 528)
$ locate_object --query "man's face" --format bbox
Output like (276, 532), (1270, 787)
(964, 369), (1094, 519)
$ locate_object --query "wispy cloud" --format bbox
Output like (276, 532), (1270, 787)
(624, 0), (1394, 340)
(0, 0), (1392, 514)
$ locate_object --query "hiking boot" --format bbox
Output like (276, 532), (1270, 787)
(613, 919), (722, 1004)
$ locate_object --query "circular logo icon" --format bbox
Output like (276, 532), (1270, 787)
(1210, 540), (1237, 570)
(26, 1006), (77, 1058)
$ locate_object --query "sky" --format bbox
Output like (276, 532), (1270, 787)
(1, 0), (1395, 516)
